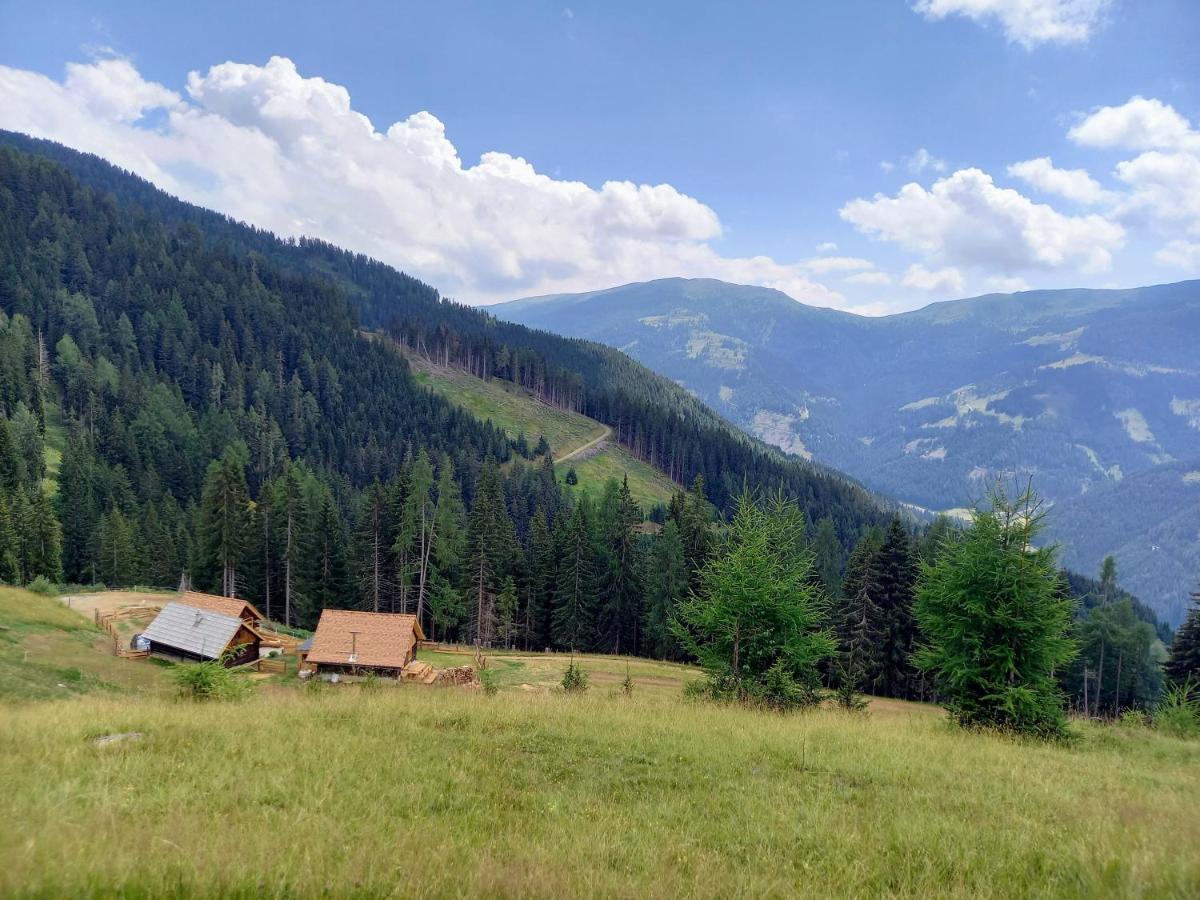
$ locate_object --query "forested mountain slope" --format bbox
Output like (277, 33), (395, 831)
(497, 277), (1200, 623)
(0, 135), (900, 658)
(0, 131), (891, 536)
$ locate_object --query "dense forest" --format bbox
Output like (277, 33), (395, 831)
(0, 135), (1190, 709)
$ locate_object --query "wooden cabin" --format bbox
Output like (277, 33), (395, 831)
(303, 610), (425, 679)
(177, 591), (266, 627)
(140, 601), (262, 666)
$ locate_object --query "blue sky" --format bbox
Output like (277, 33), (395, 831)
(1, 0), (1197, 312)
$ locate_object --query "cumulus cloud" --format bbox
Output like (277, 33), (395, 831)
(844, 271), (893, 286)
(913, 0), (1112, 47)
(840, 167), (1124, 275)
(902, 264), (966, 294)
(1155, 240), (1200, 270)
(986, 275), (1031, 292)
(1068, 96), (1200, 152)
(1006, 156), (1112, 205)
(907, 147), (947, 175)
(1070, 97), (1200, 236)
(801, 256), (875, 274)
(815, 241), (839, 253)
(0, 56), (843, 306)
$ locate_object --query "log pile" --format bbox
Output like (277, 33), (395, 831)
(435, 666), (478, 686)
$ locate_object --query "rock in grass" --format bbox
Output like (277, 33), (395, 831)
(92, 732), (143, 747)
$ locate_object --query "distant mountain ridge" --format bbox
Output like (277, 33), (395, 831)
(496, 277), (1200, 623)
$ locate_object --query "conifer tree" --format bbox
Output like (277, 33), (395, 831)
(870, 518), (920, 699)
(198, 447), (250, 597)
(94, 505), (136, 587)
(552, 498), (597, 651)
(810, 516), (845, 599)
(596, 477), (645, 654)
(1165, 587), (1200, 690)
(914, 485), (1077, 736)
(495, 575), (520, 648)
(27, 489), (63, 583)
(526, 511), (557, 650)
(643, 519), (687, 660)
(673, 493), (835, 708)
(0, 496), (21, 582)
(301, 487), (350, 626)
(465, 462), (516, 645)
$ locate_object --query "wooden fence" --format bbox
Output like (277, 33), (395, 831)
(94, 606), (158, 659)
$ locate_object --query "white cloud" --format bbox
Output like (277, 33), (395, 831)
(907, 147), (947, 175)
(0, 56), (844, 306)
(913, 0), (1112, 47)
(879, 160), (896, 173)
(1069, 97), (1200, 236)
(801, 256), (875, 274)
(903, 264), (966, 294)
(840, 168), (1124, 275)
(845, 271), (893, 286)
(1068, 96), (1200, 152)
(815, 241), (839, 253)
(1007, 156), (1112, 205)
(1155, 240), (1200, 270)
(986, 275), (1031, 292)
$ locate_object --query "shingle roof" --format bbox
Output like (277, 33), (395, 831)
(305, 609), (425, 669)
(178, 591), (265, 624)
(142, 602), (244, 660)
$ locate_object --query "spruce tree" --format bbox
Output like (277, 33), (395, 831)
(673, 493), (835, 708)
(914, 485), (1077, 736)
(870, 518), (920, 700)
(552, 498), (597, 651)
(526, 511), (557, 650)
(1165, 587), (1200, 690)
(198, 447), (250, 597)
(301, 487), (350, 627)
(643, 519), (687, 660)
(596, 477), (645, 654)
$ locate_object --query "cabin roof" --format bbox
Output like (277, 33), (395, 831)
(142, 602), (246, 659)
(305, 609), (425, 669)
(178, 591), (265, 623)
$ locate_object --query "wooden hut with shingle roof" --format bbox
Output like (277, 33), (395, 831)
(304, 609), (425, 679)
(177, 591), (265, 626)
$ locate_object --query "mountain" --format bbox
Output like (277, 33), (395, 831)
(496, 277), (1200, 623)
(0, 133), (904, 655)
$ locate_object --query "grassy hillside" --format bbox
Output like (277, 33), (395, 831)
(0, 588), (170, 701)
(403, 348), (678, 508)
(2, 588), (1198, 895)
(3, 686), (1198, 896)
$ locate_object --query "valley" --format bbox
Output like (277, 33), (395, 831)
(497, 277), (1200, 622)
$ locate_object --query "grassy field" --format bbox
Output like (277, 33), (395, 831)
(4, 588), (1199, 897)
(0, 587), (171, 701)
(408, 357), (604, 457)
(403, 348), (678, 509)
(560, 444), (678, 509)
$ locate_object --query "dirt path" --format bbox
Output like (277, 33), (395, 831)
(555, 424), (612, 463)
(59, 591), (172, 620)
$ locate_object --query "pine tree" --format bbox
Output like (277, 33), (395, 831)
(465, 462), (516, 646)
(552, 498), (596, 651)
(300, 487), (350, 627)
(810, 516), (845, 599)
(526, 511), (557, 650)
(27, 489), (63, 583)
(0, 496), (21, 583)
(869, 518), (920, 700)
(914, 485), (1077, 736)
(643, 519), (687, 660)
(834, 529), (884, 691)
(198, 448), (250, 597)
(94, 505), (137, 587)
(1165, 587), (1200, 690)
(673, 493), (835, 708)
(596, 477), (645, 654)
(495, 575), (520, 648)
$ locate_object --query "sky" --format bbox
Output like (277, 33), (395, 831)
(0, 0), (1197, 314)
